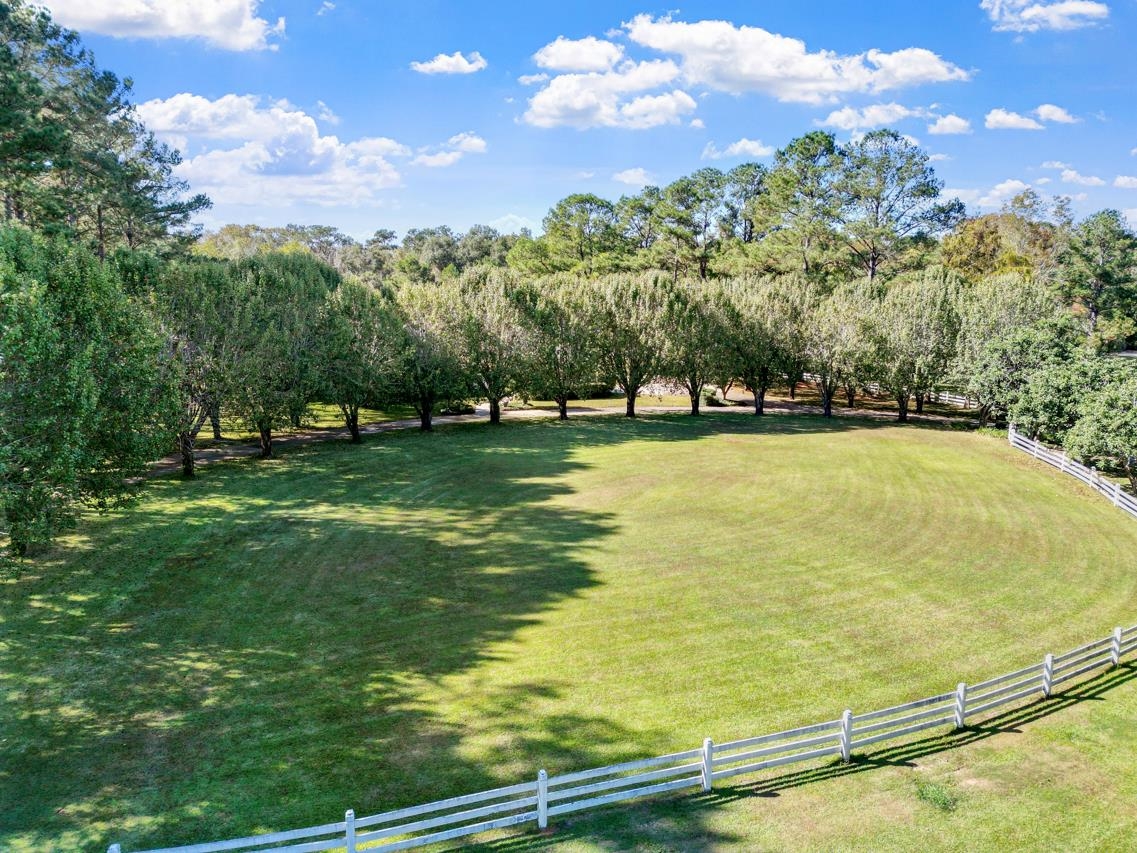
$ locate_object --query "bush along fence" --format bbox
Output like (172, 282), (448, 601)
(1008, 425), (1137, 520)
(108, 622), (1137, 853)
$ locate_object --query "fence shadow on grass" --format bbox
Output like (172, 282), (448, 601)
(463, 662), (1137, 852)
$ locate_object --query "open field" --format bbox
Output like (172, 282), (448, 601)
(4, 413), (1137, 852)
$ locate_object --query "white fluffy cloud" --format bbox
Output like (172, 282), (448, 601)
(39, 0), (284, 50)
(1061, 168), (1105, 185)
(980, 0), (1110, 32)
(702, 138), (775, 160)
(621, 14), (969, 104)
(979, 178), (1033, 207)
(523, 60), (696, 129)
(985, 108), (1044, 130)
(613, 167), (653, 186)
(819, 103), (929, 131)
(137, 93), (482, 207)
(518, 73), (550, 86)
(534, 36), (624, 72)
(410, 51), (488, 75)
(1115, 176), (1137, 189)
(1035, 103), (1078, 123)
(411, 132), (488, 167)
(928, 114), (972, 134)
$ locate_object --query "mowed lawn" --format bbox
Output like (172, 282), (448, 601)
(4, 413), (1137, 852)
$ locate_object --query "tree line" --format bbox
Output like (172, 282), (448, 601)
(5, 219), (1136, 556)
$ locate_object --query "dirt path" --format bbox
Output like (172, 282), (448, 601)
(148, 398), (975, 477)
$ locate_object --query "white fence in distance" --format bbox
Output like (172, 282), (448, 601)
(1007, 425), (1137, 521)
(108, 623), (1137, 853)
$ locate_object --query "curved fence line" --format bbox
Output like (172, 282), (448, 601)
(108, 622), (1137, 853)
(1008, 425), (1137, 520)
(105, 422), (1133, 853)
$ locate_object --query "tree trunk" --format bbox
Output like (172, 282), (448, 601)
(556, 396), (569, 421)
(290, 412), (302, 429)
(209, 402), (222, 440)
(258, 424), (273, 458)
(419, 407), (433, 432)
(625, 392), (636, 418)
(822, 389), (832, 417)
(489, 398), (501, 424)
(915, 393), (925, 415)
(346, 406), (361, 443)
(897, 394), (909, 423)
(690, 393), (700, 416)
(789, 381), (797, 400)
(179, 431), (196, 478)
(753, 387), (765, 415)
(845, 386), (856, 408)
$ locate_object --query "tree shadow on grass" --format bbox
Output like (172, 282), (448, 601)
(0, 412), (990, 852)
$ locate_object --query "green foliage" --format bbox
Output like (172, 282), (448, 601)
(1064, 369), (1137, 491)
(0, 1), (209, 254)
(511, 273), (602, 418)
(590, 274), (670, 416)
(915, 779), (960, 812)
(837, 130), (965, 281)
(394, 280), (472, 430)
(0, 226), (177, 553)
(317, 278), (405, 441)
(1011, 355), (1129, 445)
(1057, 209), (1137, 346)
(227, 253), (341, 456)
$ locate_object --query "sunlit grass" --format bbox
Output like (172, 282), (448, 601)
(3, 412), (1136, 852)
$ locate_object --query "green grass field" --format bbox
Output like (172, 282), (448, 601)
(4, 413), (1137, 852)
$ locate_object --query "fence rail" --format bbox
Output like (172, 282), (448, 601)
(105, 423), (1134, 853)
(109, 623), (1137, 853)
(1007, 426), (1137, 520)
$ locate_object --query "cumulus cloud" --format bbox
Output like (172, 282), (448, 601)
(518, 73), (550, 86)
(689, 118), (705, 129)
(819, 103), (929, 131)
(980, 0), (1110, 32)
(136, 92), (480, 207)
(929, 153), (952, 162)
(1035, 103), (1078, 123)
(702, 138), (775, 160)
(985, 108), (1044, 130)
(411, 132), (488, 167)
(1042, 160), (1071, 169)
(316, 100), (339, 125)
(316, 2), (335, 15)
(928, 114), (972, 134)
(38, 0), (284, 50)
(1115, 175), (1137, 189)
(523, 60), (696, 129)
(410, 51), (487, 75)
(533, 36), (624, 72)
(1061, 168), (1105, 185)
(488, 213), (539, 234)
(621, 14), (969, 104)
(613, 167), (653, 186)
(978, 178), (1033, 207)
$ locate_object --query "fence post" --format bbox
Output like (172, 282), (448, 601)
(537, 769), (548, 830)
(839, 710), (853, 763)
(345, 809), (356, 853)
(953, 682), (968, 729)
(1043, 653), (1054, 698)
(1112, 482), (1123, 507)
(701, 738), (714, 792)
(1112, 627), (1123, 667)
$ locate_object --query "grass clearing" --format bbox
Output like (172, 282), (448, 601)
(3, 412), (1136, 851)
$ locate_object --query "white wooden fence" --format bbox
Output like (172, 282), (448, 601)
(1008, 425), (1137, 520)
(108, 621), (1137, 853)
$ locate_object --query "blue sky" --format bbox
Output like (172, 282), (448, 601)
(38, 0), (1137, 239)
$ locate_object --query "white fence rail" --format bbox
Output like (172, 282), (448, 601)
(1008, 426), (1137, 521)
(109, 623), (1137, 853)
